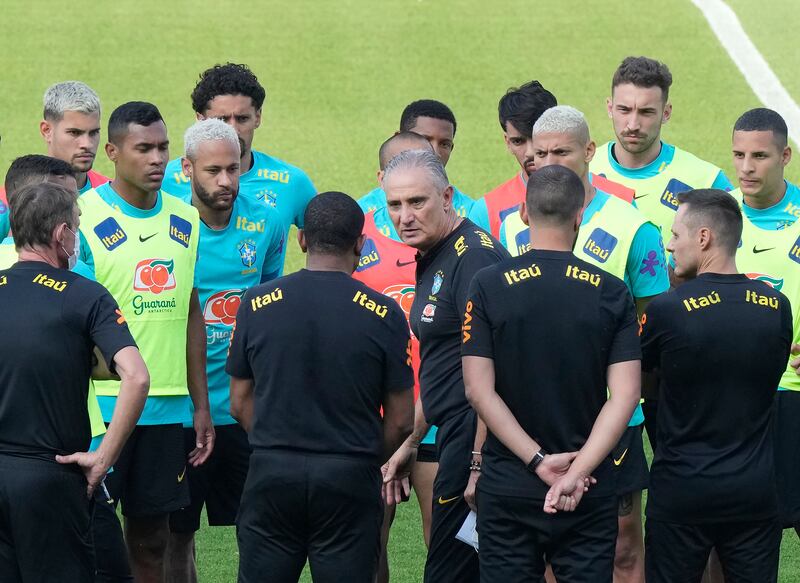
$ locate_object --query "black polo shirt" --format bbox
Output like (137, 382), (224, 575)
(461, 250), (640, 499)
(226, 269), (414, 463)
(0, 261), (136, 462)
(409, 219), (508, 426)
(641, 273), (791, 523)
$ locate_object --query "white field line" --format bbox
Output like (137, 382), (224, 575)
(691, 0), (800, 148)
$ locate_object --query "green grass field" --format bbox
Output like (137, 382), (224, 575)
(2, 0), (799, 580)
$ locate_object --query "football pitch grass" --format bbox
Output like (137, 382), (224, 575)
(1, 0), (799, 580)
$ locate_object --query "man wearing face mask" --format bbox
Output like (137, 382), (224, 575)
(0, 181), (149, 583)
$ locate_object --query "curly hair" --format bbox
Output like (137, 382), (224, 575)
(190, 63), (266, 114)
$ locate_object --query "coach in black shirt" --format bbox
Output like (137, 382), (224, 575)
(227, 192), (414, 583)
(462, 166), (641, 583)
(641, 189), (790, 583)
(0, 182), (148, 583)
(379, 149), (508, 583)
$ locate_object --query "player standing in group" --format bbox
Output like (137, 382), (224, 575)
(0, 81), (109, 240)
(79, 101), (214, 583)
(0, 181), (149, 583)
(360, 99), (474, 225)
(463, 165), (642, 583)
(166, 119), (284, 582)
(228, 192), (414, 582)
(161, 63), (315, 266)
(498, 106), (668, 583)
(468, 80), (557, 238)
(381, 149), (509, 583)
(728, 108), (800, 540)
(642, 189), (790, 582)
(589, 58), (731, 580)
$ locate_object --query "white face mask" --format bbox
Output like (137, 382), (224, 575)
(62, 227), (80, 270)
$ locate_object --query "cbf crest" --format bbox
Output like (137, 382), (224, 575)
(238, 239), (258, 268)
(432, 271), (445, 295)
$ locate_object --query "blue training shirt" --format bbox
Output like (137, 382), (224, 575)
(162, 150), (315, 267)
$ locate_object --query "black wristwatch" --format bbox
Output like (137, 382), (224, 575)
(526, 449), (547, 473)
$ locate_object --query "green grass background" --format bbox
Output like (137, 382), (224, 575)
(1, 0), (799, 580)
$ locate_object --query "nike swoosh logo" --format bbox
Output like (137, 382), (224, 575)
(177, 466), (187, 483)
(438, 495), (460, 505)
(139, 233), (157, 243)
(753, 246), (775, 254)
(613, 448), (628, 466)
(396, 259), (416, 267)
(633, 194), (650, 200)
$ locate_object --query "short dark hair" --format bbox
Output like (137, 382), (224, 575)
(108, 101), (165, 145)
(10, 183), (77, 249)
(303, 192), (364, 255)
(191, 63), (266, 114)
(4, 155), (74, 201)
(525, 165), (584, 226)
(612, 56), (673, 102)
(498, 80), (557, 135)
(676, 189), (743, 255)
(734, 108), (789, 148)
(400, 100), (457, 136)
(378, 131), (431, 170)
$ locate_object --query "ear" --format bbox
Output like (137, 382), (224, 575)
(585, 140), (596, 164)
(181, 157), (193, 179)
(606, 97), (613, 119)
(196, 112), (205, 121)
(355, 233), (367, 256)
(297, 229), (307, 253)
(520, 200), (530, 226)
(376, 169), (384, 186)
(442, 185), (454, 211)
(662, 102), (672, 124)
(105, 141), (118, 164)
(782, 145), (792, 167)
(575, 206), (586, 230)
(698, 226), (712, 251)
(40, 120), (52, 143)
(254, 108), (262, 130)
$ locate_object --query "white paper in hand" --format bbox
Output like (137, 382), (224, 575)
(455, 510), (479, 552)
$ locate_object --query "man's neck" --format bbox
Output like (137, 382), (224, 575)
(240, 150), (254, 174)
(194, 197), (233, 231)
(582, 176), (596, 210)
(743, 180), (787, 210)
(613, 139), (662, 170)
(111, 177), (158, 210)
(417, 213), (462, 257)
(18, 246), (61, 268)
(528, 226), (575, 252)
(305, 254), (355, 274)
(696, 254), (738, 276)
(75, 171), (88, 190)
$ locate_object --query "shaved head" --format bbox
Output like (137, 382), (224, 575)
(378, 131), (433, 170)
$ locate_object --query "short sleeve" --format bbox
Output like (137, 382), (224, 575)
(467, 199), (490, 232)
(0, 203), (9, 241)
(78, 284), (137, 373)
(261, 209), (285, 282)
(712, 171), (734, 192)
(78, 231), (96, 277)
(226, 290), (253, 379)
(382, 307), (415, 392)
(460, 275), (493, 359)
(452, 247), (505, 315)
(640, 298), (667, 372)
(625, 222), (669, 299)
(293, 172), (317, 229)
(607, 285), (642, 365)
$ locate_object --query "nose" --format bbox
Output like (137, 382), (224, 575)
(524, 141), (535, 161)
(219, 171), (232, 187)
(627, 113), (640, 131)
(741, 154), (755, 174)
(399, 204), (415, 226)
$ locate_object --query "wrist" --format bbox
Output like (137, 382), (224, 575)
(527, 448), (548, 474)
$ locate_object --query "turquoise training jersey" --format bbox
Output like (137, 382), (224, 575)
(162, 150), (316, 266)
(0, 198), (8, 242)
(358, 185), (474, 242)
(742, 180), (800, 231)
(605, 141), (733, 191)
(79, 183), (198, 425)
(192, 195), (283, 426)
